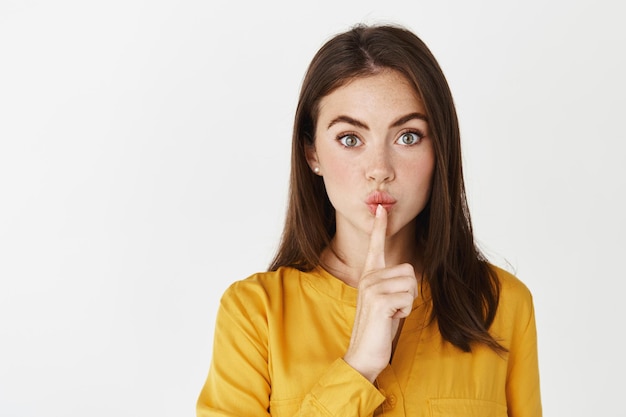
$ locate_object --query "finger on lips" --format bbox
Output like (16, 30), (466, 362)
(364, 204), (387, 273)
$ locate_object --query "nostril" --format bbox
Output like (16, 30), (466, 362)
(367, 164), (394, 183)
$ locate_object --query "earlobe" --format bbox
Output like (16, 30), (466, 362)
(305, 143), (321, 175)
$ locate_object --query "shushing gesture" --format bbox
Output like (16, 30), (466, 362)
(343, 204), (419, 382)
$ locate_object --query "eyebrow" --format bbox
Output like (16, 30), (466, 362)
(326, 112), (429, 130)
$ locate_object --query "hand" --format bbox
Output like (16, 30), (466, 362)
(343, 204), (418, 382)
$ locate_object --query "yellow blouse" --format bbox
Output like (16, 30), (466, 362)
(197, 265), (541, 417)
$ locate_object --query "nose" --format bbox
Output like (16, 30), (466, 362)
(366, 145), (395, 184)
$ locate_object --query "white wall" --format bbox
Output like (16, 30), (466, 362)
(1, 0), (624, 416)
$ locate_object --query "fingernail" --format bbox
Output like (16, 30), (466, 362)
(376, 204), (383, 217)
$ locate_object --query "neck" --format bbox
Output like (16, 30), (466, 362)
(320, 220), (422, 287)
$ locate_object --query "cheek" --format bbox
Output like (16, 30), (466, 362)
(405, 151), (436, 197)
(317, 152), (362, 210)
(317, 142), (355, 182)
(321, 154), (356, 189)
(421, 157), (436, 187)
(419, 144), (436, 179)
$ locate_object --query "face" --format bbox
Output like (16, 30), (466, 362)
(307, 70), (435, 240)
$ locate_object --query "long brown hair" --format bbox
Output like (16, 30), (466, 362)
(269, 24), (504, 353)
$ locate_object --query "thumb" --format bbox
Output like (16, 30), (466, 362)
(363, 204), (387, 273)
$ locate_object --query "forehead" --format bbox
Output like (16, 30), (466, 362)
(316, 70), (425, 123)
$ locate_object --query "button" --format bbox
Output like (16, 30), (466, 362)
(386, 394), (396, 408)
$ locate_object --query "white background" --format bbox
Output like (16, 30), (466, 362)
(1, 0), (625, 416)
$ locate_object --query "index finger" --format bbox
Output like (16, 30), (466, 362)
(363, 204), (387, 273)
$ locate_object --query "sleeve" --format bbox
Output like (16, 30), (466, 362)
(196, 280), (385, 417)
(298, 359), (385, 416)
(505, 291), (542, 417)
(197, 282), (272, 417)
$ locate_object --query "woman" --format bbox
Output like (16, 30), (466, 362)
(197, 24), (541, 416)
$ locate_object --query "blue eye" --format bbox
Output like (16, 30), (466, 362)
(397, 132), (422, 146)
(338, 134), (362, 147)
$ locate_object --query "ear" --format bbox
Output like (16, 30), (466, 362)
(305, 142), (321, 174)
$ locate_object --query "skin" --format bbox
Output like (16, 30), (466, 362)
(305, 69), (436, 382)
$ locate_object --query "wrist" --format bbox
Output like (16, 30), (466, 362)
(343, 353), (382, 383)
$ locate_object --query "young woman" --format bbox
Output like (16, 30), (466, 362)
(197, 24), (541, 417)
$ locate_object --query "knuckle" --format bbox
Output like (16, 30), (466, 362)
(359, 274), (377, 289)
(398, 263), (415, 276)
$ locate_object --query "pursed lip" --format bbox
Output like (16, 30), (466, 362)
(365, 191), (397, 215)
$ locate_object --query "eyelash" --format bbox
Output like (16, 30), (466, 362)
(336, 132), (361, 148)
(396, 129), (425, 146)
(335, 129), (425, 148)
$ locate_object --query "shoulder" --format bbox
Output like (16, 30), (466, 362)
(489, 264), (536, 325)
(212, 267), (305, 338)
(490, 264), (533, 300)
(219, 266), (305, 311)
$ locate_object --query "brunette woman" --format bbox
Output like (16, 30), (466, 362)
(197, 23), (541, 417)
